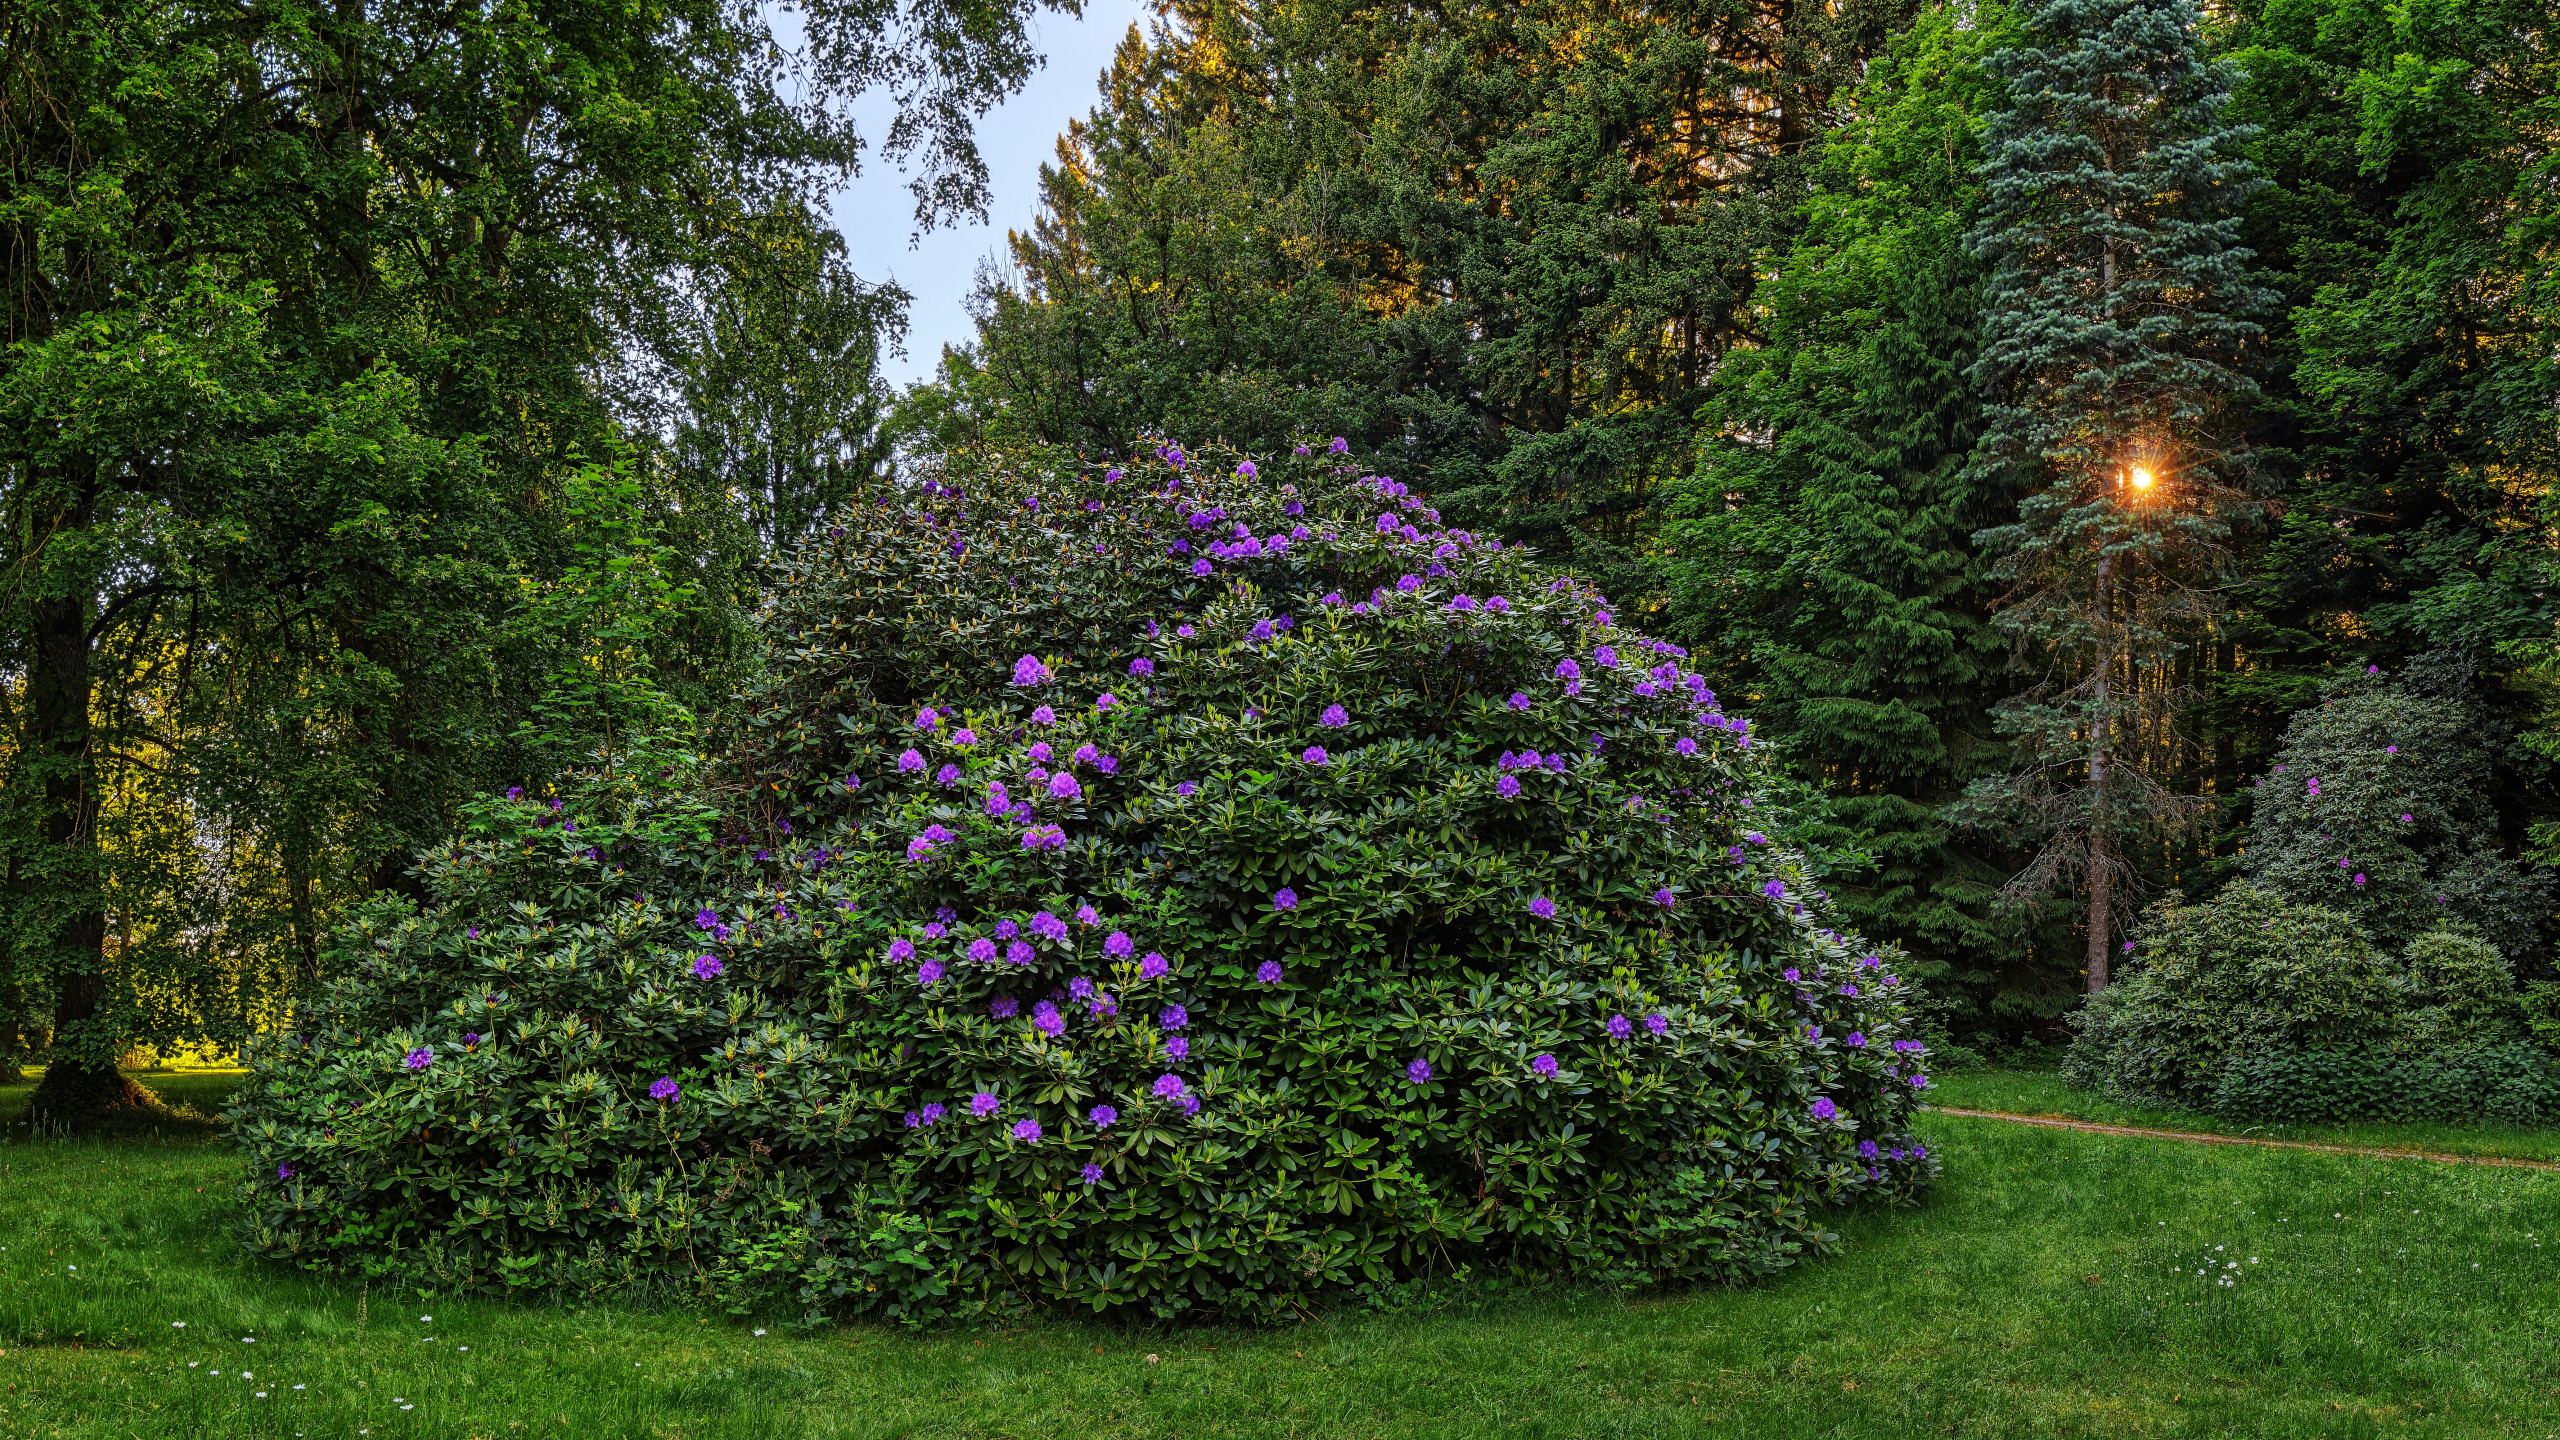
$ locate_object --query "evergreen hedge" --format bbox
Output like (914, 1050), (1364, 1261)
(230, 441), (1937, 1321)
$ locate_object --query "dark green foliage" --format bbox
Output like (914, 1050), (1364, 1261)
(2207, 1043), (2560, 1126)
(2061, 883), (2404, 1106)
(946, 0), (1923, 609)
(2240, 667), (2551, 964)
(231, 443), (1939, 1321)
(2522, 981), (2560, 1051)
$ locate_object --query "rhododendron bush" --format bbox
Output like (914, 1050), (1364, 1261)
(231, 442), (1937, 1321)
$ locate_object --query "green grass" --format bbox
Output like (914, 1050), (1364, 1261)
(6, 1069), (2560, 1438)
(1930, 1068), (2560, 1166)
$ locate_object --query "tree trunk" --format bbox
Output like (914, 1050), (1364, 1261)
(2085, 551), (2112, 993)
(22, 486), (150, 1126)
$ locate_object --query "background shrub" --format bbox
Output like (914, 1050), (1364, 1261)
(2060, 883), (2403, 1106)
(2396, 929), (2525, 1049)
(2207, 1043), (2560, 1125)
(229, 441), (1938, 1322)
(2240, 664), (2550, 966)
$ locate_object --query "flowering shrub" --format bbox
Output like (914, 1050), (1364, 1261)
(2241, 668), (2550, 965)
(230, 441), (1936, 1321)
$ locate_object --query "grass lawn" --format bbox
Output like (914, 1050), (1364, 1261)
(4, 1068), (2558, 1438)
(1929, 1069), (2560, 1166)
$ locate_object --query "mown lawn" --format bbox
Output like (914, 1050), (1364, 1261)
(4, 1068), (2558, 1439)
(1929, 1069), (2560, 1166)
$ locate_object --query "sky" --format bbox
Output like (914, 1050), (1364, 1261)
(831, 0), (1153, 387)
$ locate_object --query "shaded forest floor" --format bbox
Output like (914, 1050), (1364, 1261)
(2, 1069), (2556, 1438)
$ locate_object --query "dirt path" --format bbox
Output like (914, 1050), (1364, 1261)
(1922, 1105), (2560, 1173)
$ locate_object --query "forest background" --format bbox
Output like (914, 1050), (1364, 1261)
(5, 0), (2557, 1107)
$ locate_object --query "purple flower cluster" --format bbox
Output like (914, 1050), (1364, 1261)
(691, 954), (723, 980)
(650, 1076), (681, 1102)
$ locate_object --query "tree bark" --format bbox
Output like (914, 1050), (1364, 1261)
(23, 480), (150, 1125)
(2085, 550), (2112, 993)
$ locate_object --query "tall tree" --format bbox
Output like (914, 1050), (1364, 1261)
(0, 0), (1061, 1123)
(944, 0), (1923, 609)
(1958, 0), (2274, 992)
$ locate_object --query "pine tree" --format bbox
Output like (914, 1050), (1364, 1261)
(1959, 0), (2274, 992)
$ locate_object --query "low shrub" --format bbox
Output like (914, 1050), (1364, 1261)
(230, 440), (1938, 1323)
(2060, 883), (2404, 1107)
(2207, 1042), (2560, 1126)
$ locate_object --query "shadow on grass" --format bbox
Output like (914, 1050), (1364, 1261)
(0, 1064), (244, 1144)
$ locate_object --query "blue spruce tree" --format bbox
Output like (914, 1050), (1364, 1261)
(1960, 0), (2274, 991)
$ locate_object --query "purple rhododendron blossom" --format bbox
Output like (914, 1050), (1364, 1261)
(1607, 1014), (1632, 1040)
(897, 749), (925, 773)
(1176, 780), (1197, 796)
(1021, 825), (1068, 850)
(1763, 880), (1787, 899)
(1011, 655), (1052, 687)
(936, 763), (962, 786)
(1012, 1119), (1043, 1143)
(1006, 940), (1035, 965)
(969, 938), (999, 963)
(1497, 774), (1521, 798)
(1654, 888), (1676, 907)
(1531, 1054), (1558, 1077)
(952, 728), (977, 747)
(1272, 887), (1299, 912)
(1130, 657), (1155, 676)
(1105, 930), (1134, 958)
(970, 1092), (1000, 1118)
(650, 1076), (681, 1102)
(405, 1047), (433, 1071)
(1595, 645), (1618, 668)
(1406, 1058), (1432, 1085)
(1555, 659), (1581, 681)
(1529, 895), (1556, 919)
(1675, 737), (1698, 755)
(1095, 693), (1119, 712)
(1165, 1036), (1190, 1061)
(1858, 1139), (1880, 1160)
(1508, 692), (1531, 710)
(1257, 960), (1285, 984)
(990, 996), (1019, 1019)
(1139, 951), (1169, 979)
(1031, 704), (1056, 725)
(1153, 1073), (1187, 1100)
(1033, 1002), (1064, 1037)
(1320, 704), (1349, 727)
(1081, 1163), (1103, 1184)
(1049, 772), (1082, 800)
(1646, 1013), (1669, 1035)
(1302, 746), (1329, 766)
(917, 960), (945, 985)
(692, 954), (723, 980)
(1811, 1097), (1838, 1120)
(1396, 574), (1422, 592)
(1160, 1004), (1189, 1030)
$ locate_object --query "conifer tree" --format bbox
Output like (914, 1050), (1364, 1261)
(1960, 0), (2273, 991)
(1747, 255), (2023, 1015)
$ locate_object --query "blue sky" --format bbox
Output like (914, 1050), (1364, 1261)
(831, 0), (1154, 387)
